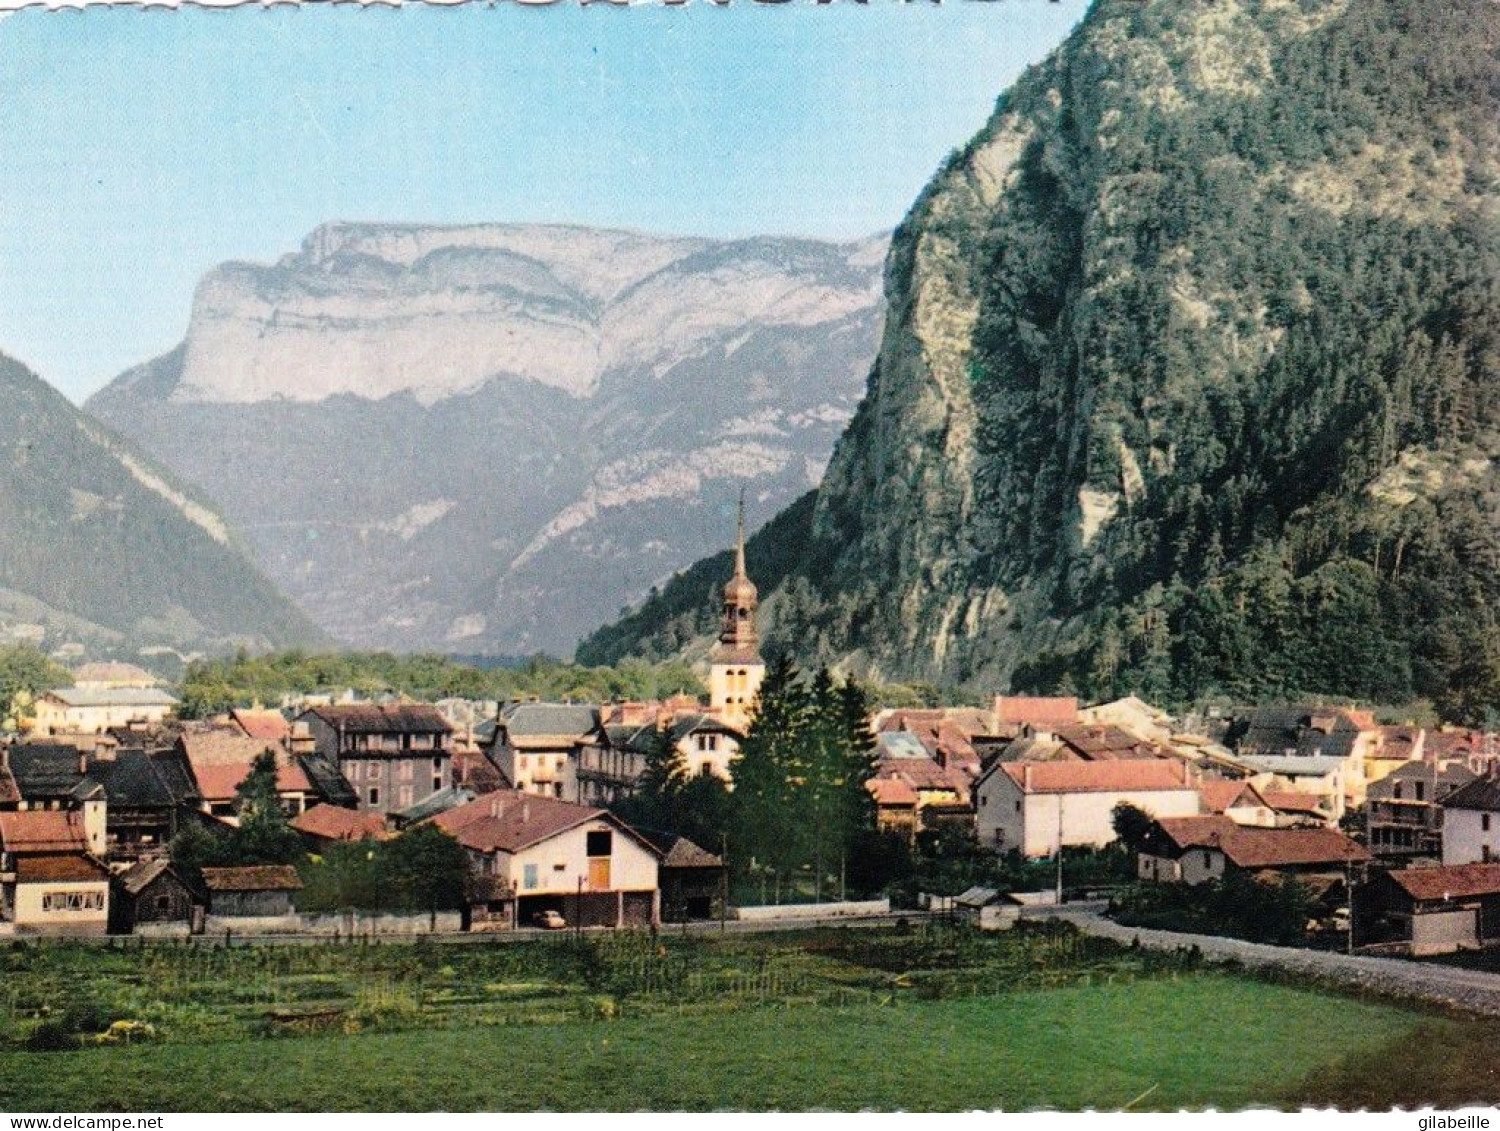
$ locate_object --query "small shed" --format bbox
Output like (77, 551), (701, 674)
(109, 858), (204, 935)
(201, 865), (303, 918)
(657, 835), (726, 922)
(1357, 863), (1500, 955)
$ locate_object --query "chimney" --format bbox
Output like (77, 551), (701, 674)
(521, 802), (530, 824)
(1024, 764), (1033, 792)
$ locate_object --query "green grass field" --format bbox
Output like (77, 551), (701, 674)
(0, 925), (1493, 1111)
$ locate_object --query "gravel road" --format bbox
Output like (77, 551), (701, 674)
(1050, 908), (1500, 1017)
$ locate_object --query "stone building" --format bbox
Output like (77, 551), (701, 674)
(296, 704), (453, 817)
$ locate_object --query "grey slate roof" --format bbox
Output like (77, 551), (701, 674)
(498, 703), (600, 740)
(1367, 759), (1477, 800)
(875, 731), (931, 760)
(7, 744), (88, 800)
(394, 786), (476, 824)
(7, 743), (198, 810)
(668, 713), (742, 743)
(1237, 755), (1347, 777)
(88, 750), (197, 809)
(297, 753), (358, 807)
(45, 687), (178, 708)
(1441, 775), (1500, 812)
(302, 703), (452, 735)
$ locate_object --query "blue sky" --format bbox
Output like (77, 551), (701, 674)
(0, 1), (1085, 401)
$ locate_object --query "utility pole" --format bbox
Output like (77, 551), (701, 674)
(1055, 799), (1065, 905)
(1346, 858), (1355, 955)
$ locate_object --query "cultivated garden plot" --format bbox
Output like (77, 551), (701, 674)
(0, 922), (1494, 1111)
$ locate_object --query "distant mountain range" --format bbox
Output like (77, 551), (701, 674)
(0, 351), (323, 663)
(88, 223), (886, 657)
(582, 0), (1500, 718)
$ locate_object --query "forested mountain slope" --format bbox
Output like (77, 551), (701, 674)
(580, 0), (1500, 720)
(0, 352), (323, 660)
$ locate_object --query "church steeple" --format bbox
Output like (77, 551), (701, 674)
(708, 491), (765, 729)
(733, 491), (748, 583)
(719, 490), (759, 651)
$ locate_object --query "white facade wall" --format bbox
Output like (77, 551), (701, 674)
(977, 771), (1201, 857)
(12, 880), (109, 934)
(500, 820), (658, 897)
(1179, 847), (1227, 885)
(33, 700), (173, 734)
(1443, 807), (1500, 865)
(709, 663), (763, 729)
(505, 748), (579, 802)
(675, 732), (739, 785)
(1138, 852), (1182, 882)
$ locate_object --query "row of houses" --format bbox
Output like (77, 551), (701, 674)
(0, 770), (726, 937)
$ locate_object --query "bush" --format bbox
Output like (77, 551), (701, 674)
(25, 1022), (78, 1052)
(1111, 873), (1313, 946)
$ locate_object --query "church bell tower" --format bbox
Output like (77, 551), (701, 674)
(708, 492), (765, 728)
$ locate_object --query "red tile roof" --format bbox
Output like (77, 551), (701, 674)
(15, 854), (109, 883)
(430, 791), (614, 854)
(452, 750), (508, 793)
(1000, 759), (1191, 794)
(290, 804), (389, 843)
(1217, 827), (1368, 869)
(1152, 817), (1367, 867)
(231, 709), (291, 743)
(1053, 724), (1159, 760)
(1154, 815), (1242, 850)
(995, 696), (1079, 727)
(1258, 790), (1329, 815)
(1387, 863), (1500, 902)
(874, 757), (966, 795)
(191, 759), (312, 802)
(201, 865), (303, 892)
(867, 777), (919, 807)
(1197, 780), (1259, 813)
(0, 810), (89, 854)
(180, 727), (311, 799)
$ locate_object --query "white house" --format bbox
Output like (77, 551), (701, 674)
(1441, 776), (1500, 866)
(669, 713), (743, 785)
(31, 687), (178, 735)
(973, 759), (1201, 858)
(0, 810), (110, 935)
(1237, 755), (1349, 822)
(1138, 816), (1369, 886)
(431, 791), (660, 929)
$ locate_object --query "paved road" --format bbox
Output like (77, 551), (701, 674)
(5, 912), (932, 949)
(1047, 907), (1500, 1017)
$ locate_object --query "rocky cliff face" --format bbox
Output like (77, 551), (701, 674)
(0, 352), (323, 662)
(584, 0), (1500, 715)
(90, 224), (885, 655)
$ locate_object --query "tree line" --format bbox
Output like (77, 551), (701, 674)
(615, 656), (896, 903)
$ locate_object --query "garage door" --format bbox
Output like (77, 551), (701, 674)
(1412, 908), (1478, 956)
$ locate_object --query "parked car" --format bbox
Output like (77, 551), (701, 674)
(533, 909), (567, 930)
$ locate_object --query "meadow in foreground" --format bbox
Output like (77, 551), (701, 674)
(0, 923), (1492, 1111)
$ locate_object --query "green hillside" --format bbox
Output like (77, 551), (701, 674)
(0, 351), (324, 661)
(584, 0), (1500, 721)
